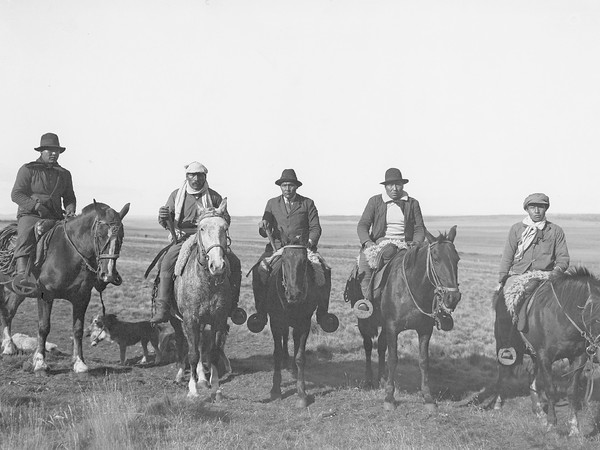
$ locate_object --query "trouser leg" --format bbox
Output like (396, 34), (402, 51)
(227, 251), (246, 324)
(358, 251), (373, 301)
(151, 243), (181, 324)
(247, 249), (272, 333)
(316, 266), (339, 332)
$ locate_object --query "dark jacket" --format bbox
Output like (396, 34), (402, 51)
(357, 194), (425, 246)
(159, 187), (228, 236)
(11, 159), (76, 220)
(259, 194), (321, 247)
(498, 221), (569, 282)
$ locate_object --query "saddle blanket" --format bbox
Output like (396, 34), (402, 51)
(504, 270), (550, 322)
(361, 239), (408, 269)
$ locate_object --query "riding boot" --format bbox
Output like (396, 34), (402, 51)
(150, 275), (174, 324)
(228, 268), (247, 325)
(316, 267), (339, 333)
(247, 268), (269, 333)
(12, 256), (39, 297)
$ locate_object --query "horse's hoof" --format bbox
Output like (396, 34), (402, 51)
(318, 313), (339, 333)
(186, 392), (200, 400)
(213, 391), (224, 403)
(2, 342), (18, 356)
(295, 397), (309, 409)
(247, 314), (267, 333)
(353, 300), (373, 319)
(231, 308), (247, 325)
(424, 403), (437, 414)
(73, 360), (89, 374)
(383, 401), (396, 411)
(34, 368), (50, 377)
(270, 391), (282, 401)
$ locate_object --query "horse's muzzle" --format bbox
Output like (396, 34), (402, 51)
(100, 270), (122, 286)
(443, 289), (462, 312)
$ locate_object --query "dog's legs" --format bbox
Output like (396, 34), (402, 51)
(140, 339), (149, 365)
(119, 344), (127, 365)
(151, 333), (161, 365)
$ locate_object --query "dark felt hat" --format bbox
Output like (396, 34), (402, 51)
(380, 168), (409, 185)
(523, 193), (550, 210)
(35, 133), (65, 153)
(275, 169), (302, 187)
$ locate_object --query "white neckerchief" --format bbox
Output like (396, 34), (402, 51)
(173, 181), (212, 223)
(514, 216), (547, 261)
(382, 190), (408, 203)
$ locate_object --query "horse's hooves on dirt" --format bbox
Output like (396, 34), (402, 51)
(424, 403), (437, 414)
(270, 392), (282, 402)
(212, 392), (224, 403)
(34, 369), (50, 378)
(295, 397), (309, 409)
(383, 401), (396, 411)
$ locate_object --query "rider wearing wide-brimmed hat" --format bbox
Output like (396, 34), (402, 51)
(247, 168), (338, 333)
(11, 133), (76, 296)
(150, 161), (245, 325)
(353, 168), (426, 318)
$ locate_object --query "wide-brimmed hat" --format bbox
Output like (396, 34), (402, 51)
(35, 133), (65, 153)
(275, 169), (302, 187)
(380, 168), (409, 185)
(184, 161), (208, 174)
(523, 193), (550, 210)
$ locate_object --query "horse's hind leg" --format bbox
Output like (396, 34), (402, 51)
(282, 326), (290, 369)
(293, 323), (310, 408)
(536, 352), (558, 431)
(566, 354), (586, 437)
(417, 328), (436, 411)
(71, 293), (91, 373)
(362, 331), (374, 388)
(0, 290), (25, 355)
(33, 296), (54, 375)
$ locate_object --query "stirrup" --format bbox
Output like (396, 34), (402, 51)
(247, 313), (267, 333)
(353, 299), (373, 319)
(230, 307), (247, 325)
(497, 347), (517, 366)
(317, 312), (339, 333)
(12, 275), (39, 297)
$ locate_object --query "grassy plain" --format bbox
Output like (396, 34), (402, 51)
(0, 214), (599, 449)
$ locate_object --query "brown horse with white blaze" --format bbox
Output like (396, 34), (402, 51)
(381, 226), (461, 411)
(0, 201), (129, 374)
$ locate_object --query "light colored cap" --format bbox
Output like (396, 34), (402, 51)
(184, 161), (208, 174)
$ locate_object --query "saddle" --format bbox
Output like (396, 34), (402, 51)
(503, 271), (550, 333)
(34, 220), (59, 267)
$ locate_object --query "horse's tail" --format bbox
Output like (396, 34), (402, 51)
(0, 223), (18, 275)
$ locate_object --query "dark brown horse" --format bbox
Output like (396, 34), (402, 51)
(490, 267), (600, 436)
(257, 240), (327, 408)
(381, 226), (461, 411)
(173, 199), (232, 401)
(0, 201), (129, 374)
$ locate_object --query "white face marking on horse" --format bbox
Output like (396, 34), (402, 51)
(199, 216), (228, 276)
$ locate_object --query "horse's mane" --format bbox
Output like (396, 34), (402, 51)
(535, 266), (600, 310)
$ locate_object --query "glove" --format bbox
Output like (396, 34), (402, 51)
(158, 206), (171, 220)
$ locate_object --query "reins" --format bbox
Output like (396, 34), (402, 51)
(401, 240), (458, 321)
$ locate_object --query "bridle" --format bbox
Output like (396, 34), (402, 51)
(63, 215), (123, 278)
(277, 245), (309, 304)
(195, 210), (231, 283)
(402, 240), (460, 322)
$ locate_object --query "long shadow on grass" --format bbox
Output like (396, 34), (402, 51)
(232, 350), (512, 402)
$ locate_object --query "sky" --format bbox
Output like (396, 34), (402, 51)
(1, 0), (598, 218)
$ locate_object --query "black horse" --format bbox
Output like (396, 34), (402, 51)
(489, 267), (600, 436)
(380, 226), (461, 411)
(0, 201), (129, 374)
(255, 240), (329, 408)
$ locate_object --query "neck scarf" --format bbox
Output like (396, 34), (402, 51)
(514, 216), (546, 261)
(382, 190), (409, 204)
(174, 181), (212, 223)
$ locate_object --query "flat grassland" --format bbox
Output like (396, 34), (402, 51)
(0, 214), (599, 449)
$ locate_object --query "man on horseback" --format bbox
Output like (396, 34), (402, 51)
(247, 168), (338, 333)
(10, 133), (76, 296)
(353, 168), (425, 318)
(150, 161), (244, 325)
(495, 192), (570, 364)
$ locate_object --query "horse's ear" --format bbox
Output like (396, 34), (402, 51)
(93, 199), (100, 215)
(447, 225), (457, 243)
(119, 203), (130, 219)
(217, 197), (228, 214)
(425, 228), (436, 244)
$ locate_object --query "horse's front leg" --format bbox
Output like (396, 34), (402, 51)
(377, 328), (387, 388)
(383, 326), (398, 410)
(293, 323), (311, 408)
(0, 291), (26, 355)
(71, 292), (91, 373)
(270, 323), (284, 401)
(33, 296), (54, 375)
(537, 352), (557, 431)
(417, 328), (436, 411)
(170, 317), (187, 383)
(360, 324), (374, 388)
(183, 320), (202, 398)
(566, 354), (586, 437)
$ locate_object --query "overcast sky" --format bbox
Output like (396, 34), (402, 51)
(1, 0), (598, 218)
